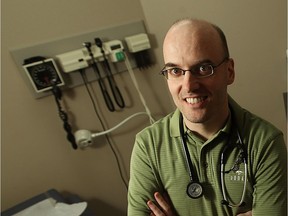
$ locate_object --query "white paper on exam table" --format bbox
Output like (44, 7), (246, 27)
(13, 198), (87, 216)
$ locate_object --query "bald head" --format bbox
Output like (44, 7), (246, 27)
(163, 19), (229, 62)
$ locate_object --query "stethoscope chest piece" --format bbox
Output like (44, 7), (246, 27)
(187, 181), (203, 199)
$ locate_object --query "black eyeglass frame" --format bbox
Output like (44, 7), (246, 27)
(160, 57), (229, 80)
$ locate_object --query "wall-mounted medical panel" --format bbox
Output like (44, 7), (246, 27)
(10, 20), (148, 99)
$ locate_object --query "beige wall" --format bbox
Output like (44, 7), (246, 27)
(2, 0), (287, 215)
(1, 0), (170, 215)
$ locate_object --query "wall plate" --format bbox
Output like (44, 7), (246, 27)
(10, 20), (148, 99)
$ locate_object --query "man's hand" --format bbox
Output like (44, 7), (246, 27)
(237, 211), (252, 216)
(147, 191), (252, 216)
(147, 192), (176, 216)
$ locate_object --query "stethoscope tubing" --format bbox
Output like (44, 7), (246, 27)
(220, 130), (248, 207)
(179, 110), (248, 207)
(179, 114), (196, 182)
(179, 114), (204, 198)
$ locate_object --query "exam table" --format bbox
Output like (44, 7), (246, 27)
(1, 189), (95, 216)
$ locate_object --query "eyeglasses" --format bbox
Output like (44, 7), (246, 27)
(160, 57), (229, 80)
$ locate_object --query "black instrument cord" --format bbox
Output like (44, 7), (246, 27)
(83, 42), (115, 112)
(51, 83), (78, 150)
(79, 69), (128, 190)
(179, 114), (196, 182)
(95, 37), (125, 109)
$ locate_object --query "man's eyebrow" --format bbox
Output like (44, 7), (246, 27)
(163, 59), (213, 68)
(163, 62), (178, 68)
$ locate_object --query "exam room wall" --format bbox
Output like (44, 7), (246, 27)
(1, 0), (171, 215)
(2, 0), (287, 214)
(140, 0), (287, 142)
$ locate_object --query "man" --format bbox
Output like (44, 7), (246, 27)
(128, 18), (287, 215)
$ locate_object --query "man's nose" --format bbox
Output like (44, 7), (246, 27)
(181, 72), (201, 91)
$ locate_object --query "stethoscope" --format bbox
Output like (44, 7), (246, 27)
(179, 111), (248, 207)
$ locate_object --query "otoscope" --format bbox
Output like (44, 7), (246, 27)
(83, 42), (115, 112)
(95, 37), (125, 109)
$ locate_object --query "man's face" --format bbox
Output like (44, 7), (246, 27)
(163, 23), (235, 129)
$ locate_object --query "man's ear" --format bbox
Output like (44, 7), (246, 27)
(227, 58), (235, 85)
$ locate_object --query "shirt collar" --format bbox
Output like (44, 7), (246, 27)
(170, 109), (181, 137)
(169, 107), (232, 139)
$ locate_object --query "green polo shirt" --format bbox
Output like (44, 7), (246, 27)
(128, 97), (287, 216)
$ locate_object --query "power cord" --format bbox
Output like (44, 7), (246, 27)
(51, 83), (78, 150)
(79, 69), (128, 190)
(123, 52), (155, 124)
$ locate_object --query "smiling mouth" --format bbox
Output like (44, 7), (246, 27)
(185, 96), (207, 104)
